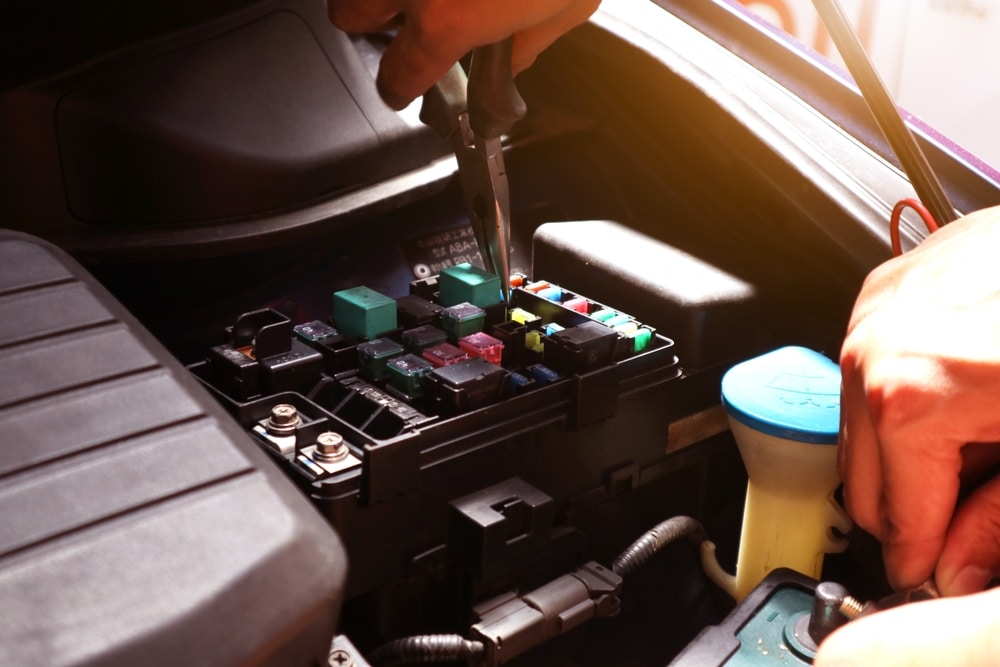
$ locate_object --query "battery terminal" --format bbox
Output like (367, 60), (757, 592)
(297, 431), (361, 479)
(251, 403), (302, 456)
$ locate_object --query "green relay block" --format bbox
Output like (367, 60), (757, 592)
(333, 286), (397, 340)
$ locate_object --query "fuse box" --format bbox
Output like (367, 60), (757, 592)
(187, 265), (741, 649)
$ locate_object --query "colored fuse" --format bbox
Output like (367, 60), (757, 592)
(613, 321), (639, 336)
(563, 297), (589, 314)
(293, 320), (340, 342)
(604, 313), (631, 328)
(591, 308), (617, 323)
(356, 338), (405, 381)
(441, 302), (486, 341)
(528, 363), (561, 386)
(422, 342), (470, 367)
(525, 330), (544, 353)
(387, 353), (435, 397)
(402, 324), (447, 352)
(629, 327), (654, 353)
(537, 286), (563, 302)
(509, 274), (526, 288)
(508, 371), (535, 393)
(459, 331), (504, 366)
(510, 307), (540, 325)
(544, 322), (565, 336)
(524, 280), (550, 293)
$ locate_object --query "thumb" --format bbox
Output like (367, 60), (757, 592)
(936, 471), (1000, 596)
(814, 589), (1000, 667)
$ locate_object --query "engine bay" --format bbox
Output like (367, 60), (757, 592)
(3, 0), (999, 665)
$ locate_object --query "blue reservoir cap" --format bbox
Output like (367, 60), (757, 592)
(721, 346), (841, 445)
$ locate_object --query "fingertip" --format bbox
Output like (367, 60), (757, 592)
(814, 615), (883, 667)
(935, 474), (1000, 597)
(375, 72), (414, 110)
(882, 541), (939, 591)
(375, 23), (464, 112)
(510, 53), (537, 77)
(938, 565), (993, 597)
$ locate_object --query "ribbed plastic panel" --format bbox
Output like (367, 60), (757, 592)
(0, 230), (346, 667)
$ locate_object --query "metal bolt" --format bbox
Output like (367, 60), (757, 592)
(808, 582), (852, 644)
(328, 648), (353, 667)
(265, 403), (301, 436)
(314, 431), (348, 463)
(839, 595), (865, 620)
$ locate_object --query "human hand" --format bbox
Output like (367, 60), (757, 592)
(814, 587), (1000, 666)
(327, 0), (600, 109)
(838, 204), (1000, 594)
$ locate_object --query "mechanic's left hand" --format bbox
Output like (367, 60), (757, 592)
(327, 0), (601, 109)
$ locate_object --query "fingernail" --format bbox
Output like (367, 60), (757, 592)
(942, 565), (992, 596)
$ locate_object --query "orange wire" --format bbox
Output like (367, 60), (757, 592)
(890, 198), (940, 256)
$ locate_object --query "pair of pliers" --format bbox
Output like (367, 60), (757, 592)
(420, 40), (526, 304)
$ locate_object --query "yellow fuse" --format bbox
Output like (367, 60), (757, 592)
(614, 321), (639, 336)
(510, 307), (540, 325)
(525, 330), (544, 353)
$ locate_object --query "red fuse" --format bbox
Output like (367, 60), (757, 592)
(563, 297), (590, 314)
(459, 332), (504, 366)
(422, 342), (470, 368)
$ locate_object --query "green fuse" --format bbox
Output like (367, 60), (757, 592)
(441, 302), (486, 342)
(357, 338), (404, 381)
(387, 353), (434, 397)
(629, 327), (653, 353)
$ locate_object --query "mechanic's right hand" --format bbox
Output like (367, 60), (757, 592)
(838, 205), (1000, 595)
(820, 204), (1000, 666)
(327, 0), (601, 109)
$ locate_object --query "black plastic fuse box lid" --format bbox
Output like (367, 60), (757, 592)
(0, 230), (347, 666)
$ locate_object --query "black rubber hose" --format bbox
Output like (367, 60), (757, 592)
(368, 634), (486, 667)
(611, 515), (708, 578)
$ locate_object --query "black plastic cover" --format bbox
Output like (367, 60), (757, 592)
(532, 220), (762, 369)
(56, 9), (382, 224)
(0, 230), (347, 666)
(0, 0), (450, 257)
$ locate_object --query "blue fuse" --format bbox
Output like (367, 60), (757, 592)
(544, 322), (565, 336)
(528, 363), (561, 386)
(508, 371), (536, 394)
(536, 286), (563, 302)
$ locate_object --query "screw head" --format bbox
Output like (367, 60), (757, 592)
(329, 648), (353, 666)
(314, 432), (348, 463)
(265, 403), (301, 436)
